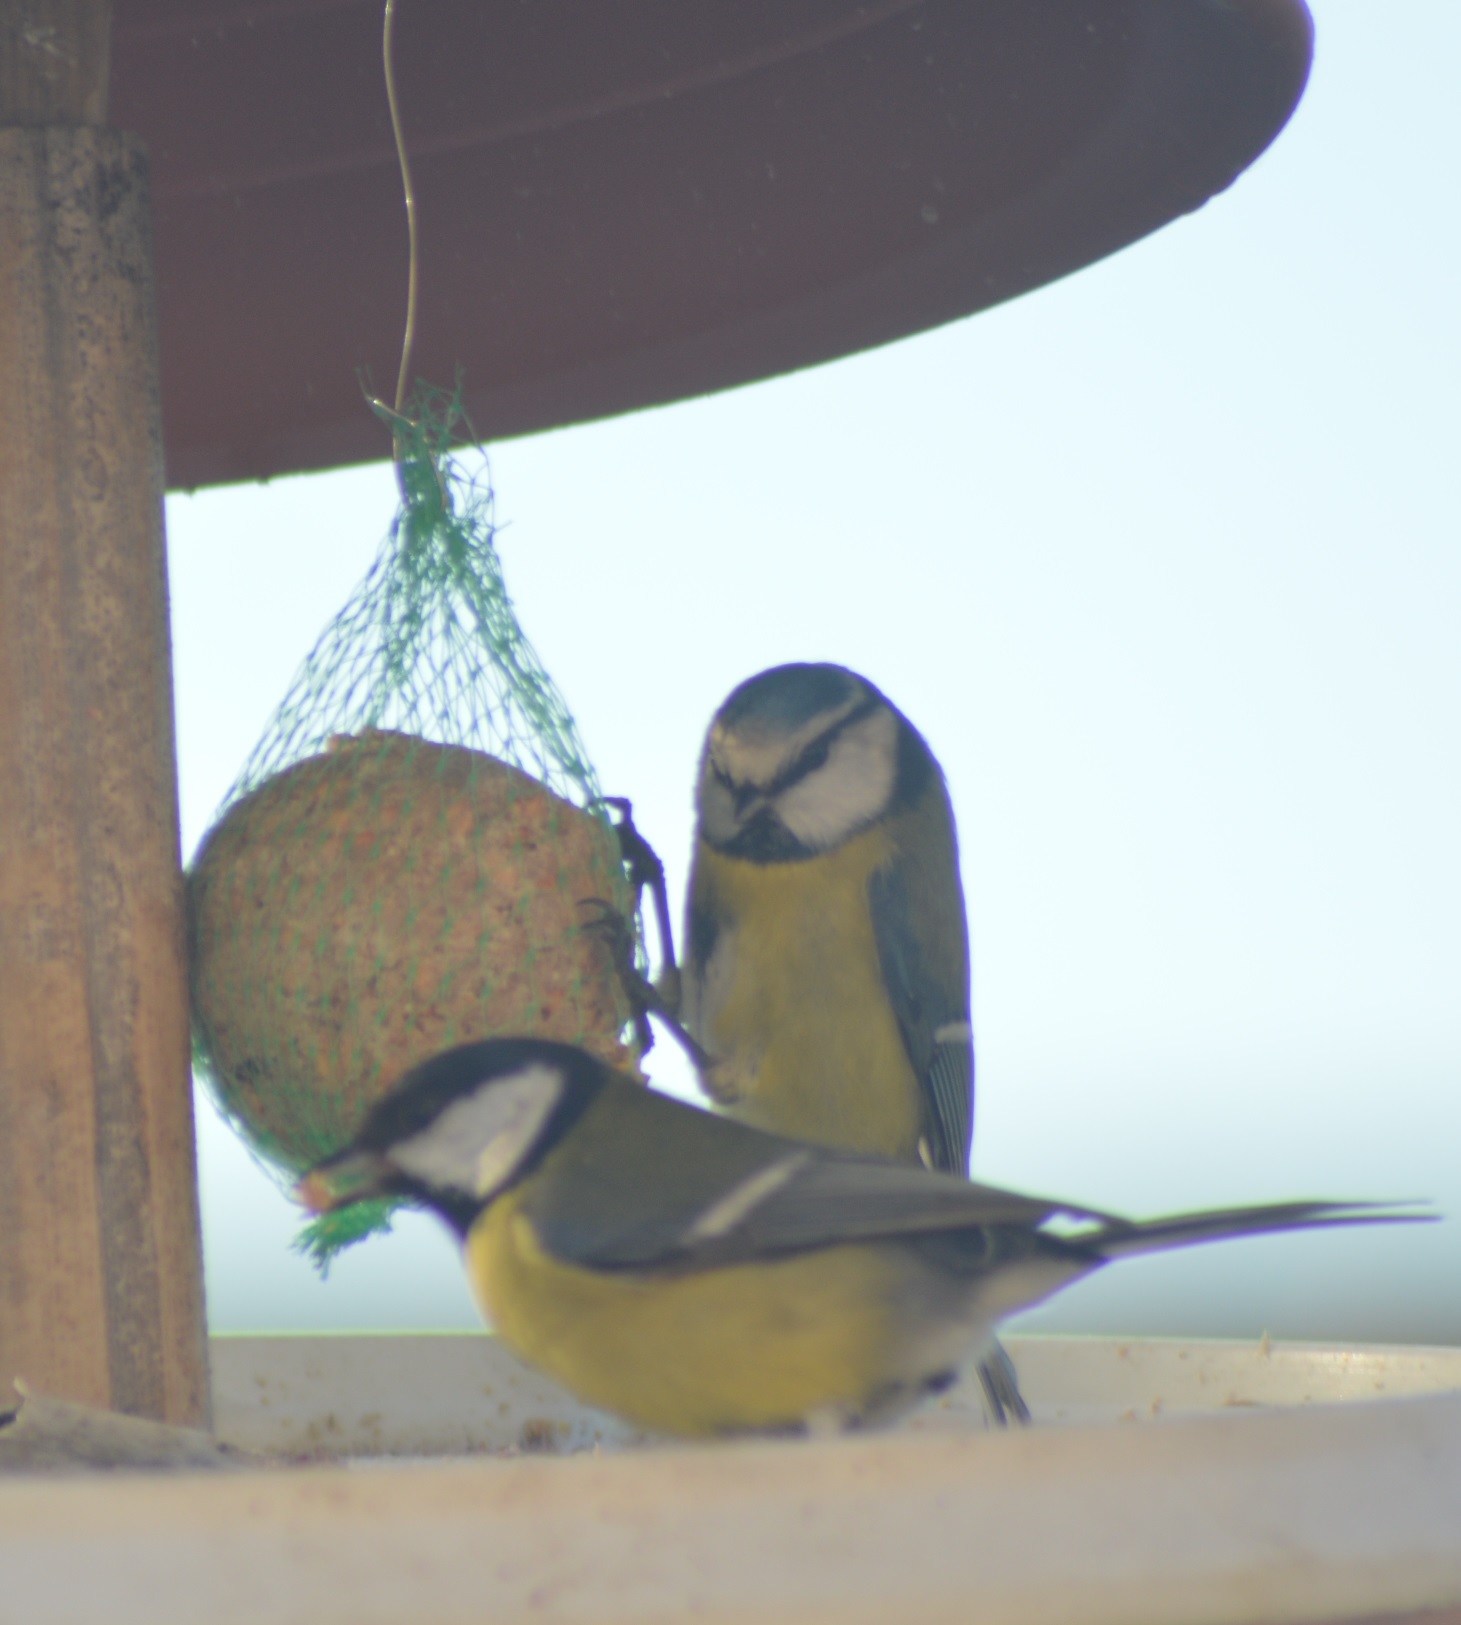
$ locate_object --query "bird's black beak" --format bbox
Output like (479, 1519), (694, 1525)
(732, 784), (763, 819)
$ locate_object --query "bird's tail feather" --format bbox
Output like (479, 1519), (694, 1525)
(1082, 1199), (1432, 1261)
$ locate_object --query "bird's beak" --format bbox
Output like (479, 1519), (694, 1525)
(293, 1150), (391, 1213)
(732, 785), (762, 819)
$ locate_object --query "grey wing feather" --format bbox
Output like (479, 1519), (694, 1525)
(515, 1085), (1426, 1281)
(707, 1158), (1083, 1263)
(922, 1040), (973, 1176)
(527, 1086), (1103, 1273)
(521, 1085), (779, 1270)
(867, 831), (973, 1174)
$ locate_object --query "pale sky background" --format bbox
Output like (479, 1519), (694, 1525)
(168, 0), (1459, 1344)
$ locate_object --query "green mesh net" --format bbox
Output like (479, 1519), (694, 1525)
(227, 388), (599, 808)
(187, 385), (638, 1268)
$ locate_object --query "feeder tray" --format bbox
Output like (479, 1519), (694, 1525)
(4, 1336), (1460, 1624)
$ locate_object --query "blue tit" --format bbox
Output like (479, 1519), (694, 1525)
(298, 1038), (1422, 1441)
(679, 662), (1032, 1421)
(683, 663), (972, 1174)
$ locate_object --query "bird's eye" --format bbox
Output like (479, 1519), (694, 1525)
(711, 761), (736, 791)
(800, 736), (832, 775)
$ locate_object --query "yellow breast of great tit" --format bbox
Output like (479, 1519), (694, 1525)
(685, 819), (924, 1160)
(466, 1182), (934, 1438)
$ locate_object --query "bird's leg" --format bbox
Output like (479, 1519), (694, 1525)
(579, 899), (713, 1071)
(976, 1343), (1033, 1428)
(594, 796), (682, 1013)
(580, 897), (655, 1056)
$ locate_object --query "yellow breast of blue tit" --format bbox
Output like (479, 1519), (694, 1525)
(686, 819), (924, 1158)
(683, 663), (972, 1173)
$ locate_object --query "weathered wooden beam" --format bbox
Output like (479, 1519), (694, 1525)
(0, 0), (208, 1425)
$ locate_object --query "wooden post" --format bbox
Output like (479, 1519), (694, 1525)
(0, 0), (209, 1424)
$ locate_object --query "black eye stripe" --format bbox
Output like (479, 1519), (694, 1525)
(800, 736), (832, 773)
(764, 696), (882, 798)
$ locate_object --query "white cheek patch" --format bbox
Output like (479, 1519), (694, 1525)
(390, 1064), (564, 1200)
(775, 707), (899, 850)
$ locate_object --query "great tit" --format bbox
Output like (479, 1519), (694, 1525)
(298, 1038), (1422, 1441)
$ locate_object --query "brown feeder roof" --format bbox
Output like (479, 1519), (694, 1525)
(111, 0), (1312, 491)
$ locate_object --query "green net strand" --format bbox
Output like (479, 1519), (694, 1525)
(189, 382), (633, 1274)
(297, 1199), (402, 1273)
(225, 384), (601, 810)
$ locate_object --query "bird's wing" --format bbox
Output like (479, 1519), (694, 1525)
(687, 1156), (1086, 1263)
(866, 794), (972, 1173)
(521, 1085), (1103, 1273)
(920, 1039), (974, 1174)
